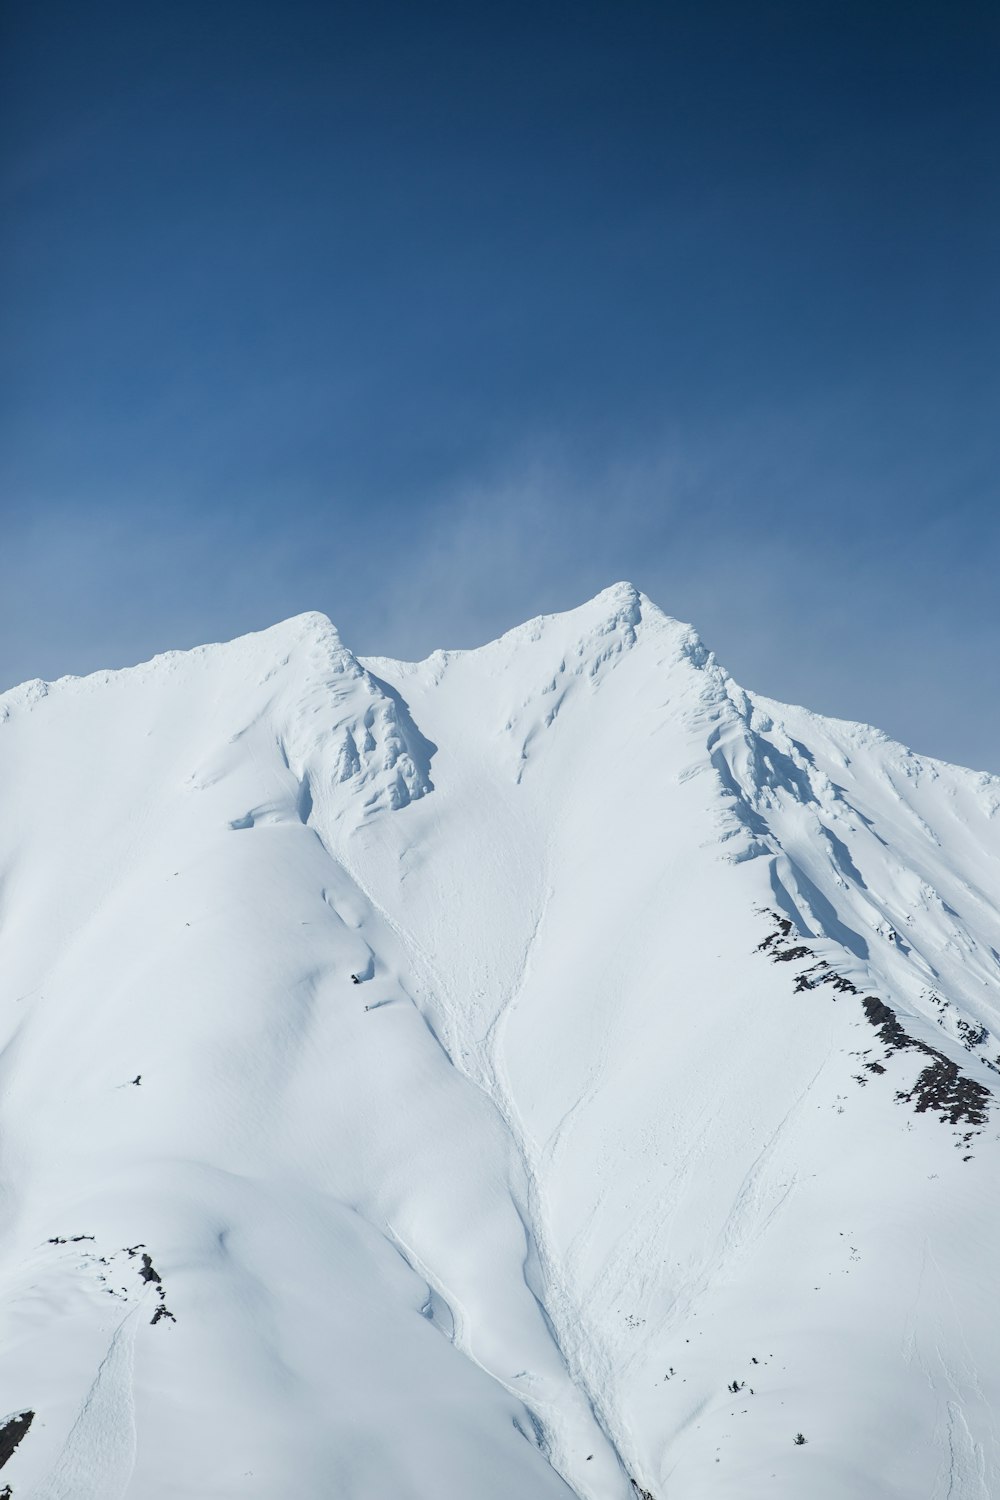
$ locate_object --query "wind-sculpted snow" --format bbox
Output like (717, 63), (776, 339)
(708, 686), (1000, 1086)
(0, 588), (998, 1499)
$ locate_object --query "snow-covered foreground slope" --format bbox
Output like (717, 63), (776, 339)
(1, 586), (998, 1499)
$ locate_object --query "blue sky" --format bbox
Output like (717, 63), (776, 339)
(2, 1), (998, 767)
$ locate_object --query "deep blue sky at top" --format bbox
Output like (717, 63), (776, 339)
(2, 1), (998, 766)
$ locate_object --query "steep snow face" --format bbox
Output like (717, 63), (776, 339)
(355, 584), (1000, 1500)
(0, 615), (610, 1500)
(1, 587), (998, 1500)
(716, 690), (1000, 1058)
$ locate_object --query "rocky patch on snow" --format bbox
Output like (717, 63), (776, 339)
(756, 909), (992, 1143)
(44, 1237), (177, 1326)
(0, 1410), (33, 1472)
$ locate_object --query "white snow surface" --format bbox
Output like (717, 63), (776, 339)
(0, 583), (998, 1499)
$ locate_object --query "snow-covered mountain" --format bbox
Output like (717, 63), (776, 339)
(1, 583), (998, 1500)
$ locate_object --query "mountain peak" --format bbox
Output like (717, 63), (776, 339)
(584, 578), (643, 618)
(0, 578), (999, 1500)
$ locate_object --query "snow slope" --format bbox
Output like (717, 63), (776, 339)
(0, 585), (998, 1499)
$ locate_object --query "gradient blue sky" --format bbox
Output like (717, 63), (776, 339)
(2, 1), (998, 767)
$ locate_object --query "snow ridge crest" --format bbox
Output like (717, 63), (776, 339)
(274, 623), (434, 834)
